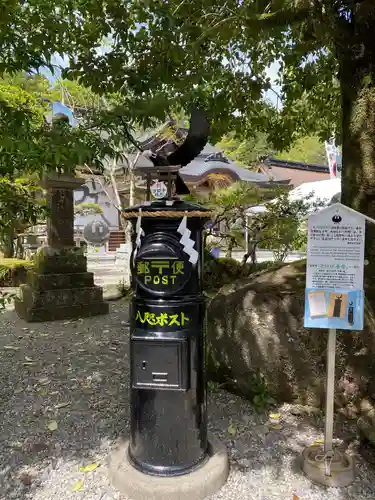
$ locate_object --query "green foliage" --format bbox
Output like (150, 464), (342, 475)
(0, 0), (373, 220)
(49, 79), (102, 110)
(203, 182), (263, 256)
(0, 176), (47, 257)
(0, 1), (369, 147)
(0, 290), (18, 310)
(203, 249), (277, 291)
(275, 135), (327, 165)
(0, 81), (124, 177)
(0, 83), (46, 176)
(0, 177), (47, 232)
(252, 192), (322, 262)
(0, 258), (33, 286)
(218, 131), (327, 169)
(0, 72), (50, 98)
(199, 180), (317, 264)
(217, 131), (276, 168)
(210, 181), (261, 208)
(0, 0), (298, 141)
(250, 372), (276, 410)
(0, 258), (33, 272)
(74, 202), (103, 216)
(0, 1), (364, 147)
(203, 252), (246, 290)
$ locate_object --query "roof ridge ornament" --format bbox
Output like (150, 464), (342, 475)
(140, 108), (210, 198)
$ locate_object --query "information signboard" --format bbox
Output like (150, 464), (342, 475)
(304, 203), (365, 330)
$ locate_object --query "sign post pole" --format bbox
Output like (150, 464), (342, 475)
(301, 201), (371, 487)
(323, 327), (336, 472)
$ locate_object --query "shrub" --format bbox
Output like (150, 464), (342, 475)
(204, 249), (279, 291)
(203, 251), (246, 291)
(117, 279), (132, 298)
(0, 258), (33, 286)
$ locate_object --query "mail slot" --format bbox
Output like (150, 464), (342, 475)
(132, 338), (189, 390)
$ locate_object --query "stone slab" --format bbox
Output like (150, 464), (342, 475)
(19, 284), (104, 309)
(15, 299), (109, 322)
(42, 173), (85, 190)
(16, 247), (109, 322)
(108, 433), (229, 500)
(27, 271), (95, 290)
(34, 254), (87, 274)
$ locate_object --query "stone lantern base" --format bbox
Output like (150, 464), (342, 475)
(15, 247), (109, 322)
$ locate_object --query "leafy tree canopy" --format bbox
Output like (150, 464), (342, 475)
(1, 1), (375, 218)
(275, 135), (327, 166)
(49, 78), (102, 110)
(218, 131), (276, 168)
(0, 81), (121, 176)
(218, 132), (327, 168)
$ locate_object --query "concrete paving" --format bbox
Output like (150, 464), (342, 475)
(0, 302), (373, 500)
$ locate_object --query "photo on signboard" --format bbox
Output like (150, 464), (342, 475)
(327, 292), (348, 319)
(304, 288), (364, 330)
(307, 290), (328, 317)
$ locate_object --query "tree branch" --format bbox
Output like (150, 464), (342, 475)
(84, 163), (121, 212)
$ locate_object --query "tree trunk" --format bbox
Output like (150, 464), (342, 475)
(226, 238), (235, 258)
(1, 227), (15, 258)
(340, 72), (375, 221)
(124, 167), (135, 243)
(338, 17), (375, 292)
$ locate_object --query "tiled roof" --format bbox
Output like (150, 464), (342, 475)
(258, 157), (330, 187)
(180, 157), (270, 184)
(129, 143), (274, 185)
(263, 157), (329, 173)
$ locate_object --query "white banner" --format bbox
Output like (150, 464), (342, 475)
(325, 140), (342, 180)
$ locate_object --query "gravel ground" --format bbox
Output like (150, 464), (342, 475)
(1, 300), (375, 500)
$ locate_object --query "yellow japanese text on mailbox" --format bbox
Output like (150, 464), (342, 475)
(136, 259), (185, 287)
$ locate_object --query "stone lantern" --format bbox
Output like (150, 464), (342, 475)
(15, 172), (109, 322)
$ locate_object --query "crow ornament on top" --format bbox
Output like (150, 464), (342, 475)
(141, 108), (210, 197)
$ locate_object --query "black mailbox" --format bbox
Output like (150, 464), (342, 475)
(123, 200), (212, 477)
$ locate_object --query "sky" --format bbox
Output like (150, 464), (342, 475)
(40, 54), (68, 83)
(263, 60), (282, 108)
(42, 54), (282, 108)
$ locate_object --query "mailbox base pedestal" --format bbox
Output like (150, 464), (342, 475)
(109, 433), (229, 500)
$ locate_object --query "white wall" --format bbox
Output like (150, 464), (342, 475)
(74, 178), (120, 230)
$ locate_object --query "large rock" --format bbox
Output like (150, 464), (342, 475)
(206, 260), (375, 441)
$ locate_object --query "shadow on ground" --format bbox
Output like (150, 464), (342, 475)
(0, 299), (374, 499)
(0, 302), (129, 499)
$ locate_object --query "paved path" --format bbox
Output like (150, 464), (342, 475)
(0, 301), (374, 500)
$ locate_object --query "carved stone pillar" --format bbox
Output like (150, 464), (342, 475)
(46, 177), (78, 248)
(15, 173), (109, 322)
